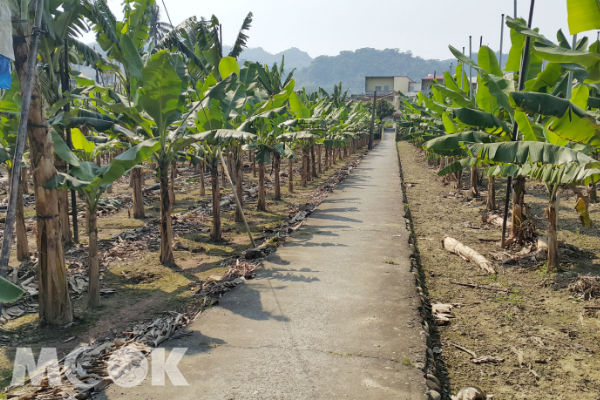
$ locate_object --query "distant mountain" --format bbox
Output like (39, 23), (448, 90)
(229, 46), (459, 94)
(224, 46), (313, 71)
(76, 43), (507, 96)
(293, 48), (456, 94)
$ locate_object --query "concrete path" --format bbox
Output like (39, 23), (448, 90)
(101, 133), (427, 400)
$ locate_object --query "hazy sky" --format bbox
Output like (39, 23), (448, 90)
(98, 0), (594, 60)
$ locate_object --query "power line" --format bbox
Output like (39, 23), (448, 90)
(161, 0), (174, 27)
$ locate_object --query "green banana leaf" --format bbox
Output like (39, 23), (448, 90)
(566, 0), (600, 34)
(0, 276), (25, 303)
(452, 108), (510, 133)
(424, 131), (501, 156)
(279, 131), (315, 141)
(200, 129), (256, 143)
(49, 132), (161, 205)
(138, 51), (186, 135)
(438, 157), (481, 176)
(511, 92), (590, 118)
(534, 43), (600, 82)
(486, 163), (600, 186)
(465, 141), (598, 166)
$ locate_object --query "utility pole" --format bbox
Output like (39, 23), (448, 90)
(566, 34), (578, 99)
(368, 91), (376, 150)
(62, 39), (78, 243)
(469, 35), (473, 100)
(499, 14), (505, 68)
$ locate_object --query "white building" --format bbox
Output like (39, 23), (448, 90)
(364, 76), (417, 109)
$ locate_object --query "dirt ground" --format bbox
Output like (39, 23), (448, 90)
(397, 141), (600, 400)
(0, 147), (367, 391)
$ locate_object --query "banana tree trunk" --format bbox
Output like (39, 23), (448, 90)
(454, 169), (463, 190)
(54, 130), (71, 245)
(486, 176), (496, 211)
(159, 161), (174, 265)
(547, 189), (560, 272)
(288, 158), (294, 193)
(21, 167), (29, 194)
(274, 153), (281, 200)
(511, 177), (526, 241)
(9, 166), (30, 262)
(311, 145), (317, 178)
(14, 33), (72, 325)
(258, 162), (266, 211)
(210, 162), (221, 241)
(16, 170), (29, 261)
(87, 205), (100, 307)
(590, 183), (598, 203)
(470, 166), (479, 198)
(324, 146), (329, 170)
(317, 145), (322, 174)
(234, 150), (244, 222)
(169, 160), (177, 207)
(58, 177), (72, 246)
(200, 161), (206, 197)
(131, 168), (145, 218)
(302, 149), (308, 186)
(252, 150), (256, 178)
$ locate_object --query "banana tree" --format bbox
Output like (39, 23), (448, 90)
(37, 0), (107, 245)
(195, 130), (256, 241)
(193, 58), (263, 237)
(136, 50), (193, 265)
(10, 0), (73, 325)
(48, 131), (159, 306)
(87, 0), (158, 217)
(279, 131), (316, 187)
(466, 141), (600, 271)
(244, 111), (289, 209)
(0, 78), (30, 261)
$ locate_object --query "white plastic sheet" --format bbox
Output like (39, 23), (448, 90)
(0, 1), (15, 60)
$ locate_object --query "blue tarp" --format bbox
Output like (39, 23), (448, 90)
(0, 55), (10, 89)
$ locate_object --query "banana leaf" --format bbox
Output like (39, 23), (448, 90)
(0, 276), (25, 303)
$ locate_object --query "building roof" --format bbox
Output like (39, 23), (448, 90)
(365, 75), (414, 81)
(421, 75), (444, 81)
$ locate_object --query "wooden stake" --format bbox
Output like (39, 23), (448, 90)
(219, 150), (255, 248)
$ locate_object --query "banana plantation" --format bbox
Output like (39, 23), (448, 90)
(395, 1), (600, 399)
(1, 0), (600, 399)
(0, 0), (381, 397)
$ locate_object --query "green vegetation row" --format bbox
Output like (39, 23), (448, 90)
(396, 0), (600, 272)
(0, 0), (377, 325)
